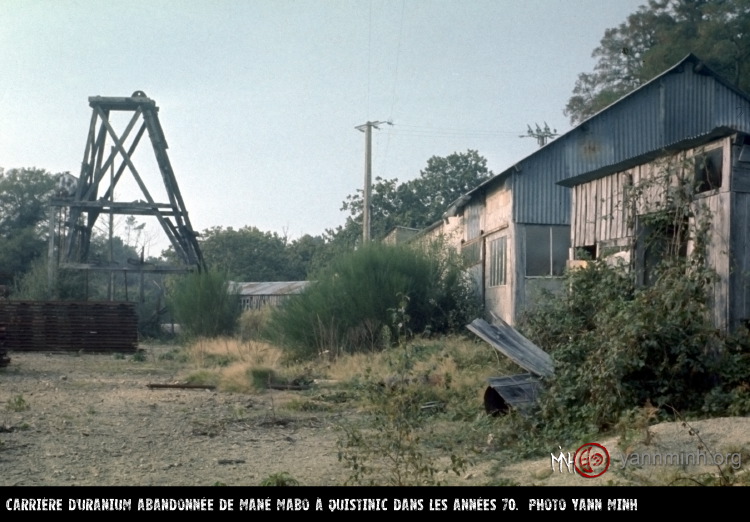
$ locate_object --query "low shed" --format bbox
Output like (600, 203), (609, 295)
(234, 281), (310, 310)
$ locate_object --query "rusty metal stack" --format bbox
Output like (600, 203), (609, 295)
(0, 301), (138, 353)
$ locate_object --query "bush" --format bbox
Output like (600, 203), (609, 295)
(268, 242), (480, 359)
(166, 270), (241, 338)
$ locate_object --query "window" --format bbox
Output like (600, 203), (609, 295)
(489, 236), (507, 286)
(694, 148), (723, 193)
(525, 225), (570, 276)
(465, 204), (482, 241)
(461, 240), (481, 266)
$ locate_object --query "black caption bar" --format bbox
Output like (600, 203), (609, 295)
(0, 486), (738, 518)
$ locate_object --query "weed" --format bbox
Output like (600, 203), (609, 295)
(185, 370), (220, 387)
(131, 351), (147, 362)
(669, 407), (743, 486)
(336, 296), (467, 485)
(259, 472), (300, 486)
(283, 399), (332, 413)
(6, 395), (29, 412)
(248, 368), (277, 390)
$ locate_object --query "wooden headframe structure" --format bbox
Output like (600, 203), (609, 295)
(49, 91), (206, 285)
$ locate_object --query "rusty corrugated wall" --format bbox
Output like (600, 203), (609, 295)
(0, 301), (138, 353)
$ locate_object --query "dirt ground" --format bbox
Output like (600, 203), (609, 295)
(0, 346), (349, 486)
(1, 345), (749, 487)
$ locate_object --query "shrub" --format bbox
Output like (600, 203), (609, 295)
(267, 242), (480, 359)
(166, 270), (241, 338)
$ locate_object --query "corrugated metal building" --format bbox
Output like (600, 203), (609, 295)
(428, 53), (750, 328)
(559, 54), (750, 332)
(233, 281), (311, 310)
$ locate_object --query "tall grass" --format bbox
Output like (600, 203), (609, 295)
(267, 242), (480, 359)
(179, 337), (293, 392)
(167, 270), (241, 338)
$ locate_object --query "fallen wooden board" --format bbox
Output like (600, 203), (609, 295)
(467, 317), (554, 377)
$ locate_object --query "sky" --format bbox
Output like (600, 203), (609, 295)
(0, 0), (648, 257)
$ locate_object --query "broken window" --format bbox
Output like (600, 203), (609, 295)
(694, 148), (723, 193)
(488, 236), (507, 287)
(576, 245), (597, 260)
(525, 225), (570, 276)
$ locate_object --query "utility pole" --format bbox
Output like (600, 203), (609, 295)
(520, 122), (558, 147)
(355, 120), (391, 243)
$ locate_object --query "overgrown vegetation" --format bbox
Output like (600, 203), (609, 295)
(166, 270), (241, 338)
(267, 241), (481, 359)
(336, 300), (468, 485)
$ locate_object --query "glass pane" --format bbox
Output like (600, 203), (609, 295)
(552, 226), (570, 275)
(525, 226), (551, 276)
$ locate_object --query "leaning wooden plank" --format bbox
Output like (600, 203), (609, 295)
(467, 316), (554, 377)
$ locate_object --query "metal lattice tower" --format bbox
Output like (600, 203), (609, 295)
(49, 91), (205, 285)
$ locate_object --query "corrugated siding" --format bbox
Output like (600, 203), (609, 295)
(513, 153), (572, 225)
(514, 58), (750, 224)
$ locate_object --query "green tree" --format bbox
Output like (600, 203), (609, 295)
(565, 0), (750, 124)
(285, 233), (326, 279)
(342, 149), (492, 234)
(0, 167), (58, 285)
(317, 149), (493, 269)
(199, 225), (294, 281)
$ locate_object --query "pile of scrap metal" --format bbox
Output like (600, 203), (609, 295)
(467, 315), (554, 416)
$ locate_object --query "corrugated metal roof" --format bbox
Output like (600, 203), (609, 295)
(232, 281), (311, 296)
(446, 54), (750, 224)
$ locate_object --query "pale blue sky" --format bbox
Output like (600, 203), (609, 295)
(1, 0), (646, 255)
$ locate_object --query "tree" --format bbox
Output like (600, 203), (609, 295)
(565, 0), (750, 125)
(285, 234), (326, 280)
(0, 167), (58, 285)
(340, 149), (493, 241)
(199, 225), (296, 281)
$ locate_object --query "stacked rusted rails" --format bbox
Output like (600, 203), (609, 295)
(0, 301), (138, 353)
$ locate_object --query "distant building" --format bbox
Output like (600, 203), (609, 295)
(232, 281), (311, 310)
(382, 226), (421, 245)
